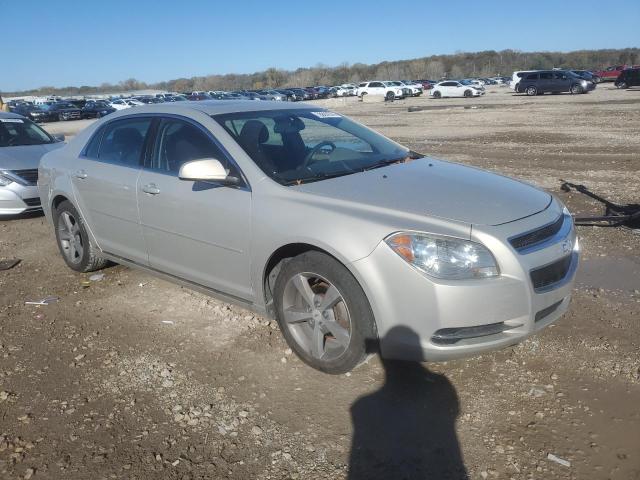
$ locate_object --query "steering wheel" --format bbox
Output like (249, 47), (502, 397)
(302, 141), (336, 168)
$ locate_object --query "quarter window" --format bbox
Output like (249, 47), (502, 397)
(98, 118), (151, 166)
(150, 118), (228, 174)
(83, 127), (103, 159)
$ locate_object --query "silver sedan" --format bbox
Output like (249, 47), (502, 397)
(0, 112), (64, 215)
(38, 101), (579, 373)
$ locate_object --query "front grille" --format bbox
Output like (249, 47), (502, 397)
(510, 215), (564, 252)
(23, 198), (41, 207)
(12, 169), (38, 185)
(534, 300), (563, 322)
(530, 255), (572, 291)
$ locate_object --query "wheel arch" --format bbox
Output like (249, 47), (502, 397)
(261, 242), (374, 322)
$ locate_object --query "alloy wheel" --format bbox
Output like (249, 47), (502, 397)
(281, 272), (352, 361)
(57, 211), (84, 264)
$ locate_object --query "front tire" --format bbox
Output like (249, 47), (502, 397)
(463, 89), (472, 97)
(570, 84), (583, 94)
(273, 251), (376, 374)
(616, 81), (628, 89)
(433, 90), (442, 99)
(385, 91), (395, 101)
(54, 200), (108, 272)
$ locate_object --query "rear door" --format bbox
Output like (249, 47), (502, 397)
(538, 71), (553, 92)
(137, 116), (252, 299)
(71, 116), (152, 263)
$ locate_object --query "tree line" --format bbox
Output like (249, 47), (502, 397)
(5, 47), (639, 97)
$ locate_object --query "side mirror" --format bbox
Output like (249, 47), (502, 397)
(178, 158), (239, 185)
(53, 134), (65, 142)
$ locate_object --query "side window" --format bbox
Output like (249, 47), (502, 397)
(299, 117), (373, 153)
(526, 73), (538, 80)
(151, 118), (229, 174)
(539, 72), (552, 80)
(369, 82), (383, 88)
(83, 127), (103, 159)
(98, 118), (151, 166)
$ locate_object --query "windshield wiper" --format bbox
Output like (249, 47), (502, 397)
(283, 170), (356, 186)
(363, 152), (425, 172)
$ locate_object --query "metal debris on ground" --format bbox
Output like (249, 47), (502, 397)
(25, 296), (59, 306)
(560, 180), (640, 230)
(547, 453), (571, 467)
(89, 273), (105, 281)
(0, 259), (21, 271)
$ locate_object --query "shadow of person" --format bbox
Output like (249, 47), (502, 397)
(348, 326), (468, 480)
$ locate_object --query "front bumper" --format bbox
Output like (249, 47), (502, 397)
(0, 184), (42, 215)
(351, 206), (579, 362)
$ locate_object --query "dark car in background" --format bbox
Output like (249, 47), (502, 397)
(46, 102), (82, 121)
(516, 70), (596, 95)
(571, 70), (600, 83)
(10, 104), (58, 123)
(615, 68), (640, 88)
(81, 100), (116, 119)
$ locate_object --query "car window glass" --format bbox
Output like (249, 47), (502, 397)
(540, 72), (553, 80)
(98, 118), (151, 166)
(151, 118), (229, 174)
(525, 73), (538, 80)
(84, 127), (103, 158)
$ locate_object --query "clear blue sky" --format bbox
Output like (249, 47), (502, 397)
(2, 0), (638, 91)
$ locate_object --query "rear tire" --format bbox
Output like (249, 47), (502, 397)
(526, 86), (538, 96)
(273, 251), (376, 374)
(54, 200), (108, 272)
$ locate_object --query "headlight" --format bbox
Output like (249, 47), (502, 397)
(385, 232), (499, 280)
(0, 173), (14, 186)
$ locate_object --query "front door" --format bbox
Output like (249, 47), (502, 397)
(71, 116), (152, 263)
(137, 116), (252, 299)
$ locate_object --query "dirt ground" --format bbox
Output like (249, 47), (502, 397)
(1, 84), (639, 480)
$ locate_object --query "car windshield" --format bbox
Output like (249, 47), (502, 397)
(0, 117), (53, 147)
(215, 109), (414, 186)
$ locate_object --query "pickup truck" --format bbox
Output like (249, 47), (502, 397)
(592, 65), (633, 82)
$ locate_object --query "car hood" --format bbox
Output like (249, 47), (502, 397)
(0, 143), (64, 170)
(293, 159), (551, 226)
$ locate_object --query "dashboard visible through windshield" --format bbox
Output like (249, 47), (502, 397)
(215, 109), (414, 185)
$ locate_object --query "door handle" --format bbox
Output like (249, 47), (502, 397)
(142, 183), (160, 195)
(74, 170), (88, 179)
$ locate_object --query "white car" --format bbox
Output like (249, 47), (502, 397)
(357, 81), (407, 100)
(462, 79), (485, 90)
(430, 81), (485, 98)
(398, 80), (424, 96)
(331, 86), (349, 97)
(109, 99), (144, 110)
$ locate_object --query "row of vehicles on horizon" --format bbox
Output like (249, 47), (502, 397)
(6, 65), (638, 122)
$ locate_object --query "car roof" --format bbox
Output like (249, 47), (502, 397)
(104, 100), (319, 117)
(0, 111), (25, 120)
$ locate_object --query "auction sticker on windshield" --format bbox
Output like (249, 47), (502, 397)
(310, 111), (342, 119)
(0, 118), (24, 123)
